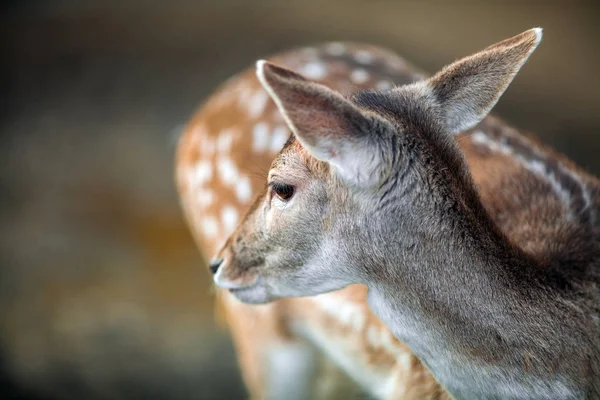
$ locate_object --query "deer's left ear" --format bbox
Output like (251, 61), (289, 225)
(256, 60), (385, 187)
(427, 28), (542, 134)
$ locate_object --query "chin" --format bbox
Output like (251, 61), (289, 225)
(229, 283), (274, 304)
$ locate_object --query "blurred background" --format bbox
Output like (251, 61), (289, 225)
(1, 0), (598, 399)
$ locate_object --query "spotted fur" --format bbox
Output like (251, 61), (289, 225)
(176, 30), (600, 399)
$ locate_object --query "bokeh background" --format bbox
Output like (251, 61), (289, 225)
(1, 1), (598, 399)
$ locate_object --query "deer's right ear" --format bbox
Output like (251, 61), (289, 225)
(256, 60), (383, 187)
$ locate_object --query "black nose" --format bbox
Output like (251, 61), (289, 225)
(209, 258), (223, 274)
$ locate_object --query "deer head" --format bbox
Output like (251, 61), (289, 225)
(210, 28), (542, 304)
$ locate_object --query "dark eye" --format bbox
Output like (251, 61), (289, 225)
(269, 182), (295, 202)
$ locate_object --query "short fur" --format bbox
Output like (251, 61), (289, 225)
(211, 28), (600, 398)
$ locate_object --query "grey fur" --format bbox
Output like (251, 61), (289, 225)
(214, 29), (600, 399)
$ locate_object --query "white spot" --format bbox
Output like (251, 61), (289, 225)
(217, 129), (236, 153)
(201, 136), (216, 155)
(187, 131), (201, 151)
(248, 90), (269, 118)
(338, 304), (355, 326)
(325, 42), (346, 56)
(396, 352), (413, 371)
(564, 167), (593, 222)
(367, 326), (381, 348)
(236, 176), (252, 203)
(213, 90), (234, 109)
(191, 160), (213, 185)
(196, 189), (214, 208)
(217, 157), (238, 185)
(298, 62), (327, 80)
(388, 58), (407, 71)
(221, 206), (239, 234)
(253, 122), (270, 152)
(192, 123), (207, 139)
(237, 83), (253, 106)
(201, 216), (219, 238)
(529, 160), (547, 175)
(376, 80), (393, 90)
(270, 125), (289, 153)
(378, 330), (394, 354)
(351, 69), (370, 84)
(354, 50), (374, 64)
(472, 131), (490, 143)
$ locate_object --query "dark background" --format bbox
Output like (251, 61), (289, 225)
(1, 1), (598, 399)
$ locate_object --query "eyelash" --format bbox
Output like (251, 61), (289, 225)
(269, 182), (295, 202)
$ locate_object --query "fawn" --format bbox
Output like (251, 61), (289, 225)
(177, 28), (600, 399)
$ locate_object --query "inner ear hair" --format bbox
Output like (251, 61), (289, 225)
(427, 28), (542, 134)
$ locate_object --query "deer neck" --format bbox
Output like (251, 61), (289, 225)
(361, 192), (587, 399)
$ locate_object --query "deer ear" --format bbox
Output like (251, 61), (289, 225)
(427, 28), (542, 134)
(256, 60), (381, 186)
